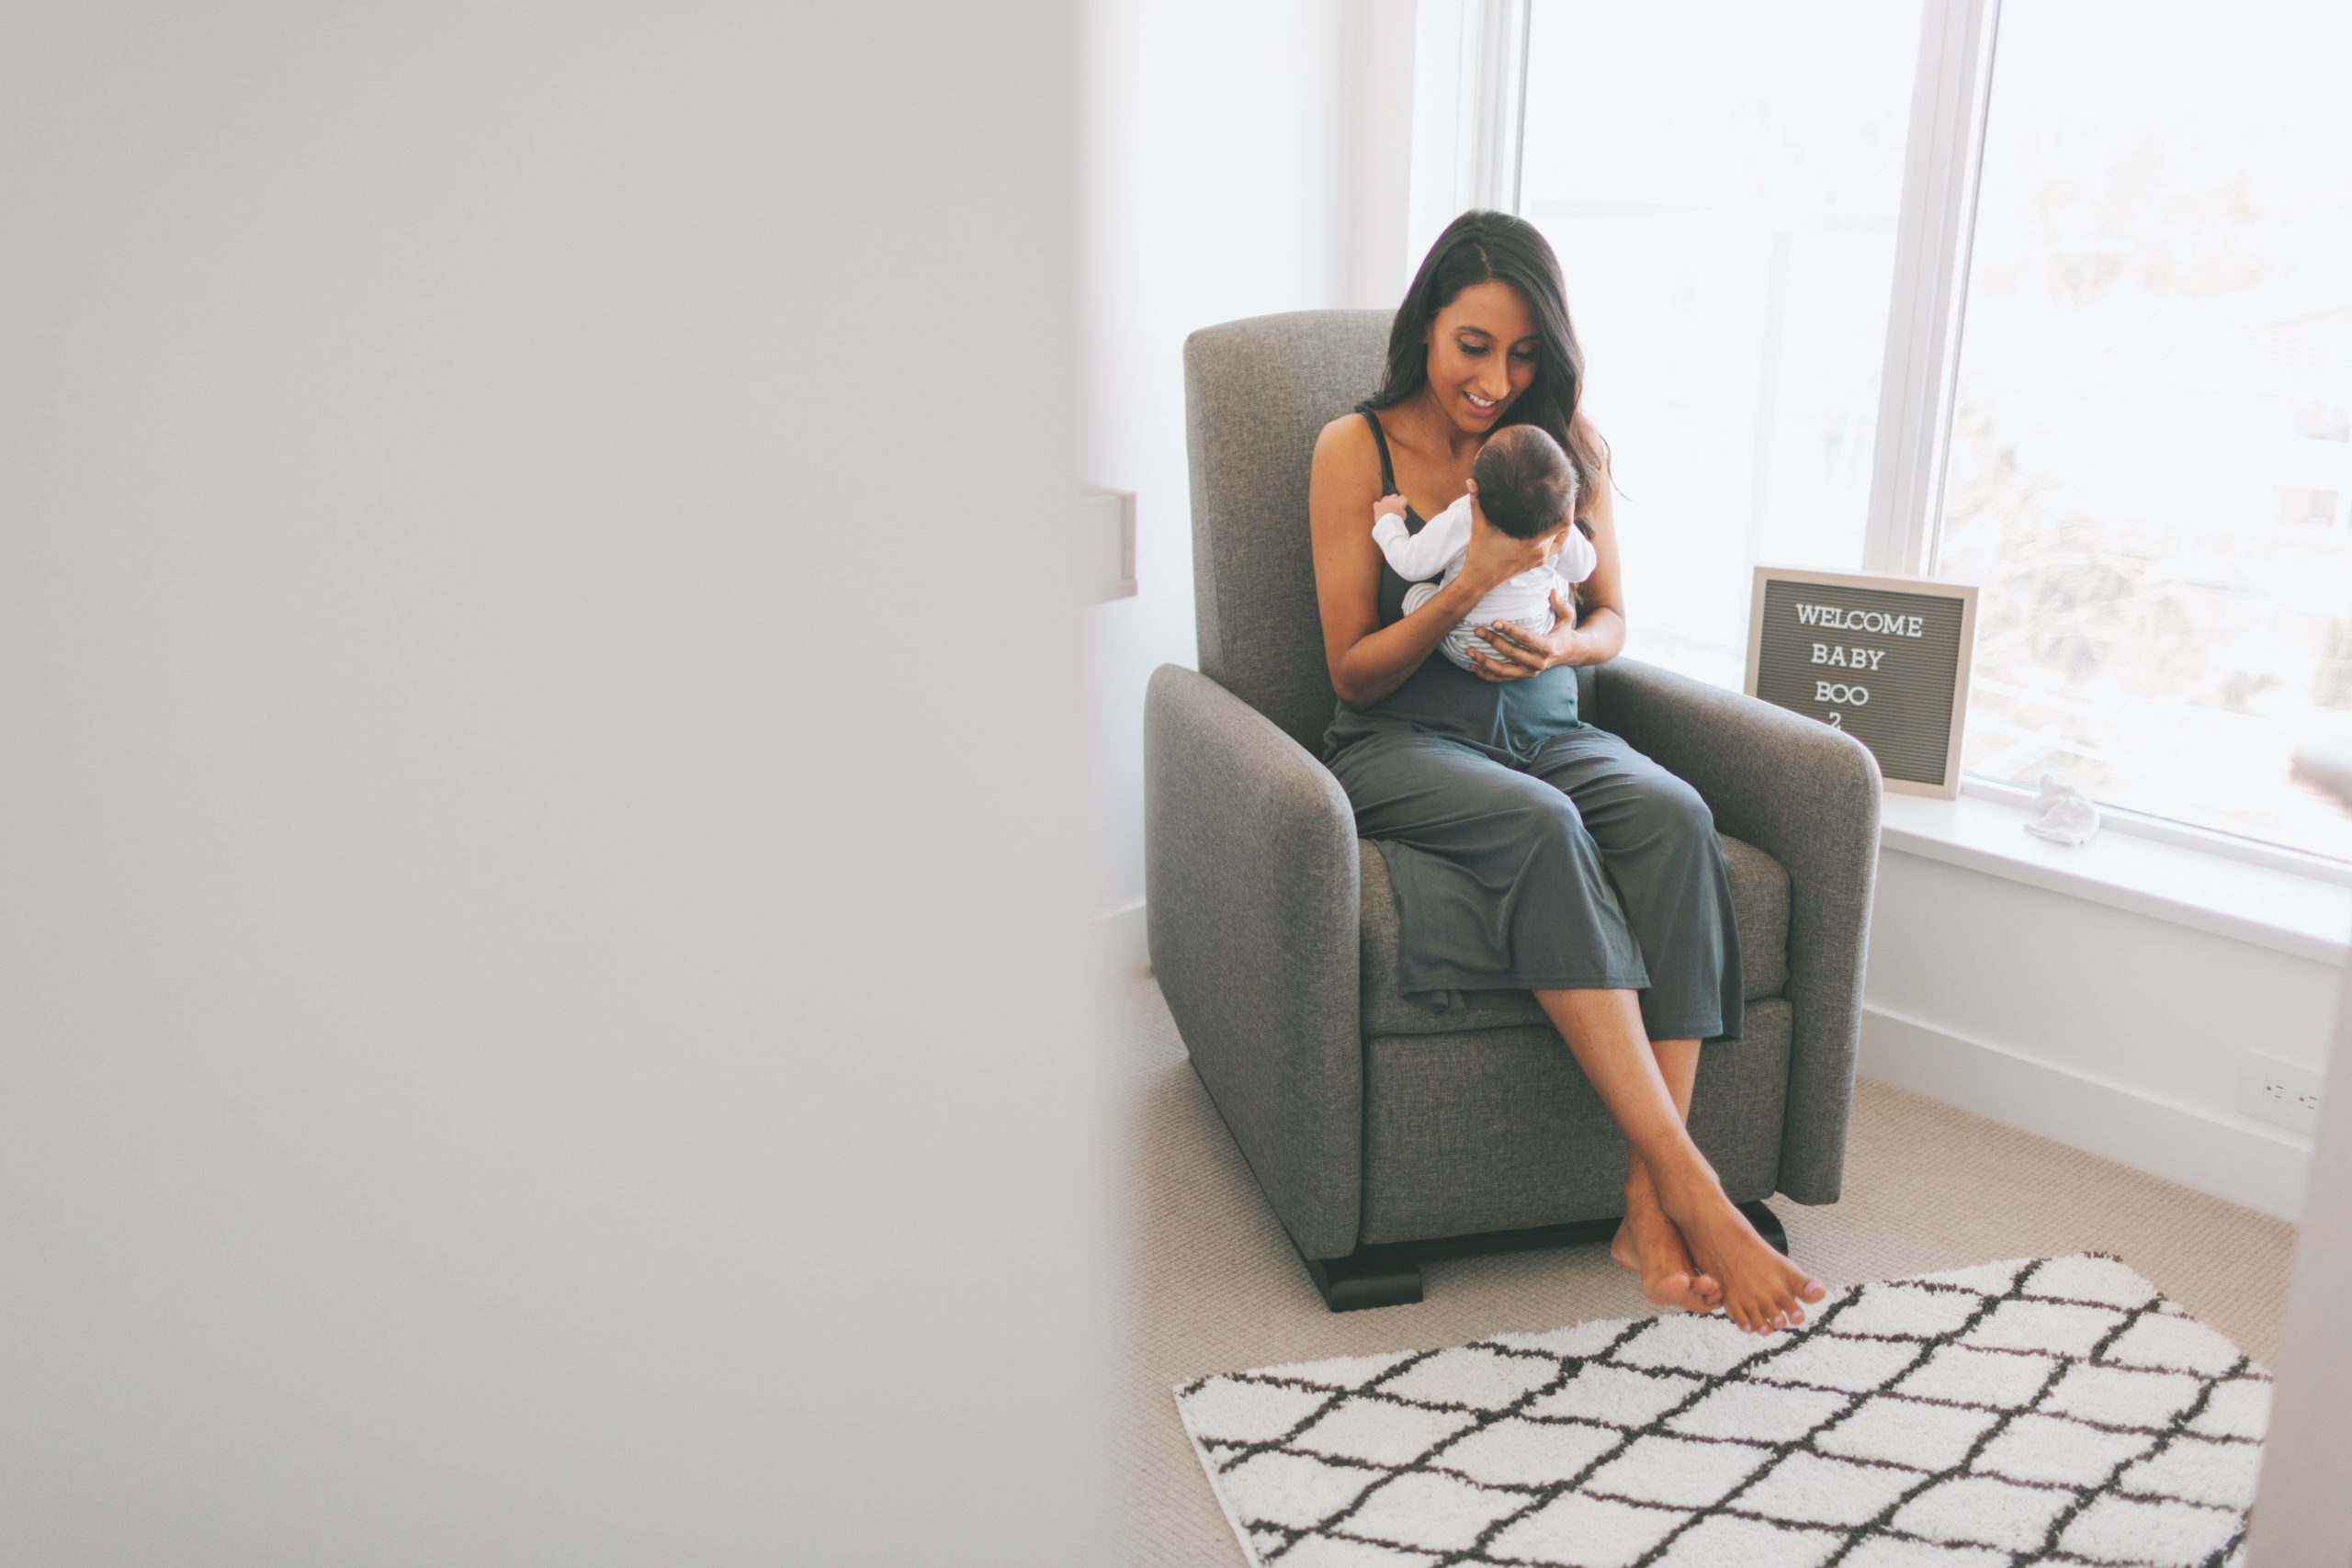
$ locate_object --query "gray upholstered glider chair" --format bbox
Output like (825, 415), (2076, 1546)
(1144, 309), (1883, 1312)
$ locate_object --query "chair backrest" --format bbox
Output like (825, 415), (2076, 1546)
(1183, 309), (1391, 752)
(1185, 309), (1606, 750)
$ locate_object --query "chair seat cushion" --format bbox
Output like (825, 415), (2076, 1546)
(1358, 832), (1791, 1038)
(1357, 996), (1792, 1245)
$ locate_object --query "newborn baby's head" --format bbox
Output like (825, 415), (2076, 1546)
(1470, 423), (1580, 541)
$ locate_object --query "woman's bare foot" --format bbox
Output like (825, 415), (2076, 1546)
(1610, 1159), (1722, 1313)
(1610, 1199), (1723, 1314)
(1649, 1160), (1826, 1334)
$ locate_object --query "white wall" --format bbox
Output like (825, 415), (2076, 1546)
(1079, 0), (1417, 923)
(1861, 850), (2337, 1221)
(0, 6), (1106, 1563)
(2248, 905), (2352, 1559)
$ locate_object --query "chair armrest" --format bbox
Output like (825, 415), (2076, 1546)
(1592, 657), (1883, 1203)
(1144, 663), (1363, 1260)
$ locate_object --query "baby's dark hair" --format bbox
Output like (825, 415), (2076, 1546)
(1472, 423), (1580, 540)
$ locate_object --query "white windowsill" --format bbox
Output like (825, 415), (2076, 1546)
(1877, 788), (2352, 964)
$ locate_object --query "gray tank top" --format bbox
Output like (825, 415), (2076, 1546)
(1319, 407), (1582, 763)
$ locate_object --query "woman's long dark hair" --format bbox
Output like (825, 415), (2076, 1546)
(1364, 210), (1611, 531)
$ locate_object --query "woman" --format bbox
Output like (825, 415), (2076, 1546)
(1307, 210), (1826, 1335)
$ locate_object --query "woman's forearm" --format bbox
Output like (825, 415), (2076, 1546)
(1335, 570), (1494, 708)
(1577, 604), (1627, 664)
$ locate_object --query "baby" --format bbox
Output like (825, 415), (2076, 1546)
(1374, 423), (1597, 673)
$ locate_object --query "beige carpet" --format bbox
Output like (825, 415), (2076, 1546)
(1104, 967), (2298, 1568)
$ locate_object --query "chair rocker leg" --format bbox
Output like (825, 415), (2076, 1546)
(1298, 1199), (1789, 1313)
(1299, 1240), (1422, 1312)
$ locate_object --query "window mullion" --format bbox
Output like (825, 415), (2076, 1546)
(1405, 0), (1523, 272)
(1863, 0), (2002, 578)
(1480, 0), (1532, 213)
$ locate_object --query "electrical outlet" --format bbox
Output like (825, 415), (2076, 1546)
(2236, 1050), (2324, 1137)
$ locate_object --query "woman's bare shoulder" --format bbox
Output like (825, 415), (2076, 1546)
(1310, 412), (1383, 518)
(1314, 409), (1377, 466)
(1574, 424), (1616, 528)
(1577, 419), (1614, 488)
(1587, 455), (1616, 520)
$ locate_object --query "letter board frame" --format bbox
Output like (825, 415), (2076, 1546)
(1745, 565), (1979, 799)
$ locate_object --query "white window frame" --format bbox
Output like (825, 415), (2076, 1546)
(1439, 0), (2352, 892)
(1864, 0), (2000, 584)
(1401, 0), (1531, 278)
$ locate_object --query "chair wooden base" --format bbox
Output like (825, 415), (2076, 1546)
(1300, 1200), (1789, 1313)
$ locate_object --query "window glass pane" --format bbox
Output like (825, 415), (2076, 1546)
(1936, 0), (2352, 863)
(1521, 0), (1924, 691)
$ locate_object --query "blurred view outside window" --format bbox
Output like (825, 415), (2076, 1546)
(1934, 2), (2352, 863)
(1521, 0), (1925, 693)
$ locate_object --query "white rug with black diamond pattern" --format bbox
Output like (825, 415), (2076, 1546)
(1173, 1253), (2271, 1568)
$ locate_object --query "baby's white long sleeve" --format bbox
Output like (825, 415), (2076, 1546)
(1375, 494), (1597, 587)
(1555, 523), (1598, 584)
(1372, 496), (1474, 582)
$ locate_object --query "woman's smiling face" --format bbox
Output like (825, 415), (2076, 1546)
(1423, 278), (1539, 435)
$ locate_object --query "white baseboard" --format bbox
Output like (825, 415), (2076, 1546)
(1861, 1001), (2311, 1224)
(1091, 899), (1148, 976)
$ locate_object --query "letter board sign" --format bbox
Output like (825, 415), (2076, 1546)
(1746, 567), (1978, 799)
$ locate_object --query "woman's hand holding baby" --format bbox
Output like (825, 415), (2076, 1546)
(1466, 584), (1592, 682)
(1458, 506), (1555, 594)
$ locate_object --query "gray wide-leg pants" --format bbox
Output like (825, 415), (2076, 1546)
(1327, 721), (1746, 1044)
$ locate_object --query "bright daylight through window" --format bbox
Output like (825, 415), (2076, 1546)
(1934, 1), (2352, 863)
(1520, 0), (2352, 864)
(1520, 0), (1925, 690)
